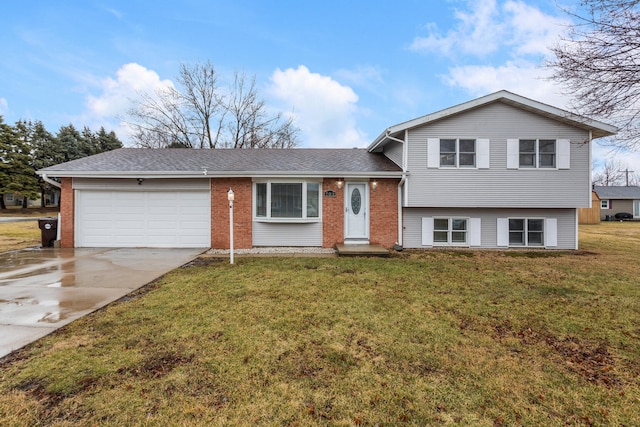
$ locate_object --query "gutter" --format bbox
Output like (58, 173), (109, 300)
(41, 173), (62, 189)
(36, 171), (404, 180)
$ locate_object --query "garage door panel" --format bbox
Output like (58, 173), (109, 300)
(76, 189), (211, 248)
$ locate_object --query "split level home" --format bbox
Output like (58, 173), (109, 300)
(37, 90), (617, 251)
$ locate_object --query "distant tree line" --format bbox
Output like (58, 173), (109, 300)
(0, 117), (122, 209)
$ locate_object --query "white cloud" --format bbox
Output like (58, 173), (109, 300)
(410, 0), (568, 59)
(269, 65), (367, 148)
(443, 60), (568, 108)
(0, 97), (8, 116)
(82, 63), (174, 143)
(410, 1), (572, 112)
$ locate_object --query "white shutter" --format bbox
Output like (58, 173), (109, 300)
(469, 218), (481, 246)
(507, 139), (519, 169)
(497, 218), (509, 247)
(557, 139), (570, 169)
(545, 218), (558, 247)
(427, 138), (440, 168)
(421, 217), (434, 246)
(477, 139), (490, 169)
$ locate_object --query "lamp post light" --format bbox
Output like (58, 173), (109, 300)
(227, 188), (234, 264)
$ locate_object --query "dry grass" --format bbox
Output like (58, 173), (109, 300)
(0, 221), (41, 252)
(0, 223), (639, 425)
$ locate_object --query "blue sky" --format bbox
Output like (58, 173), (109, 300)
(0, 0), (634, 172)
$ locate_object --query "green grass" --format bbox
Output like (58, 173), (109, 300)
(0, 221), (41, 252)
(1, 223), (639, 425)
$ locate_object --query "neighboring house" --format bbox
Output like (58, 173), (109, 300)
(593, 186), (640, 220)
(2, 193), (39, 207)
(38, 90), (617, 250)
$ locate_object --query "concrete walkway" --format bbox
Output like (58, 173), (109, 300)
(0, 247), (203, 359)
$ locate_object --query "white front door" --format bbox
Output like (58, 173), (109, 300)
(344, 182), (369, 241)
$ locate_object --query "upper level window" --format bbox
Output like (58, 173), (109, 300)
(255, 181), (320, 220)
(440, 139), (476, 167)
(519, 139), (556, 168)
(600, 200), (609, 209)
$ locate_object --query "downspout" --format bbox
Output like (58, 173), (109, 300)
(382, 130), (408, 248)
(41, 173), (62, 189)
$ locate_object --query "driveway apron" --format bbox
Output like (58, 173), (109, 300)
(0, 247), (203, 359)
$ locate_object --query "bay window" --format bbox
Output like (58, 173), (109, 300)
(254, 181), (321, 220)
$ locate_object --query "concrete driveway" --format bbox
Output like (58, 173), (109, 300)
(0, 247), (203, 359)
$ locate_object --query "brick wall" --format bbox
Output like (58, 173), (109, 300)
(369, 178), (400, 248)
(60, 177), (74, 248)
(322, 178), (345, 248)
(211, 178), (253, 249)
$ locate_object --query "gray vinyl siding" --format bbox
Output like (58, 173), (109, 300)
(383, 140), (403, 168)
(252, 222), (322, 246)
(403, 207), (577, 249)
(406, 102), (591, 208)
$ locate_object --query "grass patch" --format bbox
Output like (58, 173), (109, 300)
(0, 221), (40, 252)
(1, 223), (639, 425)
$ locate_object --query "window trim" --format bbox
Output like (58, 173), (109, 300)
(253, 180), (322, 223)
(432, 217), (469, 247)
(439, 138), (476, 168)
(507, 217), (545, 247)
(600, 199), (609, 210)
(519, 139), (556, 169)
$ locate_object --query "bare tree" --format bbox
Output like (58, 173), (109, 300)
(593, 157), (640, 185)
(548, 0), (640, 149)
(127, 61), (298, 149)
(593, 159), (627, 186)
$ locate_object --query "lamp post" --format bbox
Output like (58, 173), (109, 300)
(227, 188), (234, 264)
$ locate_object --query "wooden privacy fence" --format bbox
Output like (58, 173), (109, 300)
(578, 191), (601, 224)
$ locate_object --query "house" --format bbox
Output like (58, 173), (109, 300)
(37, 90), (617, 250)
(593, 186), (640, 220)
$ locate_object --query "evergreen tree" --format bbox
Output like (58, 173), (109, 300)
(0, 117), (39, 209)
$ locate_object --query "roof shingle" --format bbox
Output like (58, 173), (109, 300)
(39, 148), (402, 176)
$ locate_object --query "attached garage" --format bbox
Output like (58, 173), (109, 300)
(74, 179), (210, 248)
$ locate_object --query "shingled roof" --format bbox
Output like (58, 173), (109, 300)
(594, 186), (640, 199)
(38, 148), (403, 178)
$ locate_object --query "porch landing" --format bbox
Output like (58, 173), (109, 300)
(335, 243), (389, 257)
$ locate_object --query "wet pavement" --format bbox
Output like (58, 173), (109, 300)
(0, 247), (204, 358)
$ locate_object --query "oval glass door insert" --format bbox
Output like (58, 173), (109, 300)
(351, 188), (361, 215)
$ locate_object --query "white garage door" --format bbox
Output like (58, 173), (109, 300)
(76, 190), (211, 248)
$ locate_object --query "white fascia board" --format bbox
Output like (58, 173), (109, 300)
(367, 90), (618, 152)
(37, 170), (405, 179)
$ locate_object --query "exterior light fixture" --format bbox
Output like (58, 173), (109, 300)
(337, 180), (343, 189)
(228, 189), (234, 264)
(371, 180), (378, 191)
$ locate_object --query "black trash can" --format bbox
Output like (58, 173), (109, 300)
(38, 217), (58, 247)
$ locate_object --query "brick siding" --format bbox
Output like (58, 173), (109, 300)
(322, 178), (345, 248)
(369, 178), (400, 248)
(60, 177), (74, 248)
(211, 178), (253, 249)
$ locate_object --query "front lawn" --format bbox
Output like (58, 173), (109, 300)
(0, 221), (40, 252)
(0, 223), (639, 425)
